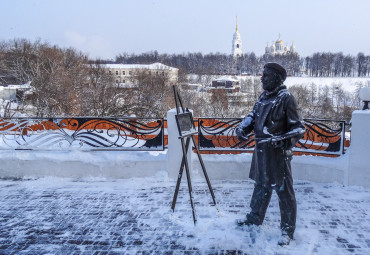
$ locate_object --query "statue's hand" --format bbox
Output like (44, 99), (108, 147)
(270, 138), (285, 148)
(263, 136), (285, 148)
(236, 128), (248, 141)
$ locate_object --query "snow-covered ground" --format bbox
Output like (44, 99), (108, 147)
(240, 76), (370, 93)
(0, 174), (369, 254)
(191, 74), (370, 93)
(284, 76), (370, 93)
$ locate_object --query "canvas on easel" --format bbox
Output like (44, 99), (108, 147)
(175, 112), (197, 138)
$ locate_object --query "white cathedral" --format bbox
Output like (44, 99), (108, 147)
(265, 35), (297, 56)
(231, 17), (297, 57)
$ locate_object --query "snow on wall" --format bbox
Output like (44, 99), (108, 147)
(192, 152), (348, 185)
(0, 150), (167, 179)
(0, 148), (350, 188)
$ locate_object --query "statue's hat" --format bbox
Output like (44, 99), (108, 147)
(264, 63), (287, 81)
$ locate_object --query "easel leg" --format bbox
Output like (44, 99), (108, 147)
(191, 136), (217, 206)
(180, 137), (197, 225)
(171, 137), (191, 211)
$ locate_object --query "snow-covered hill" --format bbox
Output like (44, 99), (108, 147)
(284, 76), (370, 93)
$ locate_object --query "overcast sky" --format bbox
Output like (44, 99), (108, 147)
(1, 0), (370, 59)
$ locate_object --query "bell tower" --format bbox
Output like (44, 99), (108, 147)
(232, 16), (243, 58)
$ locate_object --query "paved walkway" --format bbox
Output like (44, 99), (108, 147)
(0, 175), (369, 255)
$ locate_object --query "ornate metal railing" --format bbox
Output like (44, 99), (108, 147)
(0, 117), (164, 151)
(198, 118), (347, 155)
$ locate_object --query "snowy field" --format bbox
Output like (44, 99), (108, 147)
(191, 74), (370, 94)
(0, 174), (369, 254)
(284, 76), (370, 93)
(239, 76), (370, 93)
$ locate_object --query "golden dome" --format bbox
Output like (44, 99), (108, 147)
(276, 40), (283, 44)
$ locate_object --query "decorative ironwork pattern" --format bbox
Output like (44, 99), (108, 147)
(297, 119), (346, 154)
(198, 118), (255, 151)
(0, 117), (164, 151)
(198, 118), (347, 155)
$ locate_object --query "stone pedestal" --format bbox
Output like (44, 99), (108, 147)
(166, 108), (193, 179)
(348, 110), (370, 188)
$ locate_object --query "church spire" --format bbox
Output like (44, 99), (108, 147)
(232, 16), (242, 57)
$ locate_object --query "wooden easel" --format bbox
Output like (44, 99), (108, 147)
(171, 85), (217, 225)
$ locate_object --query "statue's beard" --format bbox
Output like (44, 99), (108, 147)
(262, 81), (279, 92)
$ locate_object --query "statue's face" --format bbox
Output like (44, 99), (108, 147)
(261, 68), (278, 91)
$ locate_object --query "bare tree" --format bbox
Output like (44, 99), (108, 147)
(127, 69), (175, 117)
(1, 39), (124, 117)
(79, 62), (120, 116)
(207, 89), (229, 117)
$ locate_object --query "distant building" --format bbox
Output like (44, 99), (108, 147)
(104, 63), (178, 87)
(179, 83), (203, 92)
(0, 82), (32, 102)
(232, 16), (242, 58)
(265, 34), (297, 56)
(210, 76), (240, 93)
